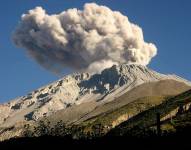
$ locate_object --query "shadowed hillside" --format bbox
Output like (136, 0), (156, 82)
(108, 89), (191, 137)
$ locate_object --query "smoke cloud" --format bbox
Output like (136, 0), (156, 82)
(13, 3), (157, 73)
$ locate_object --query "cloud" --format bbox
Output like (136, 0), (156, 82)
(13, 3), (157, 73)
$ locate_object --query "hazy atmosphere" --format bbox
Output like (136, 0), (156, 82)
(0, 0), (191, 102)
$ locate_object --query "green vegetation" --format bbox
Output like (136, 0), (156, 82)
(108, 89), (191, 137)
(78, 96), (166, 136)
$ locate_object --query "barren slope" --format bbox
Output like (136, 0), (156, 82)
(43, 79), (191, 125)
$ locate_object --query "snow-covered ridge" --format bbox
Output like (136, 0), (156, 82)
(0, 64), (190, 127)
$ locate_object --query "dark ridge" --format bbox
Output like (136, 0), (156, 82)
(0, 133), (191, 149)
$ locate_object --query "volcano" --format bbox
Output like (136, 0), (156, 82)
(0, 64), (191, 141)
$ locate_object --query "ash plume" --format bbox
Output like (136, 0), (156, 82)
(13, 3), (157, 73)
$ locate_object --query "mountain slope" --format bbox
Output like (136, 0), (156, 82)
(43, 79), (191, 126)
(0, 64), (191, 128)
(15, 85), (191, 140)
(107, 89), (191, 137)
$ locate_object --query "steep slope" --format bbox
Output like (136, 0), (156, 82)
(14, 84), (190, 140)
(43, 79), (191, 126)
(0, 77), (190, 141)
(107, 89), (191, 137)
(0, 64), (191, 127)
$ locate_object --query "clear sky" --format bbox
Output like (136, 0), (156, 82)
(0, 0), (191, 103)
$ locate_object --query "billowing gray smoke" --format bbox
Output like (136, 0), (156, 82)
(13, 3), (157, 73)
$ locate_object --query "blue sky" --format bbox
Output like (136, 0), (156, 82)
(0, 0), (191, 103)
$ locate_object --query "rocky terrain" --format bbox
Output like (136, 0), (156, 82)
(0, 64), (191, 141)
